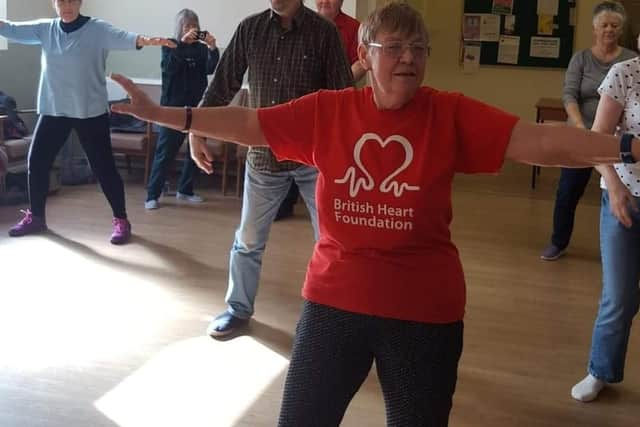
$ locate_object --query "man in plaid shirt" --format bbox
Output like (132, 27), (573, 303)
(191, 0), (353, 338)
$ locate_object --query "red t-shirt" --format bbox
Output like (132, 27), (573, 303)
(334, 11), (360, 64)
(257, 87), (519, 323)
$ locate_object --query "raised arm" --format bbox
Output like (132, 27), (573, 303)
(136, 35), (176, 49)
(0, 19), (46, 45)
(110, 74), (266, 147)
(505, 120), (637, 167)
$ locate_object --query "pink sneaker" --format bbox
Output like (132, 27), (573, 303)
(8, 210), (47, 237)
(110, 218), (131, 245)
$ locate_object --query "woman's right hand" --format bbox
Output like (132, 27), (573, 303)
(606, 176), (638, 227)
(181, 29), (198, 44)
(189, 134), (214, 174)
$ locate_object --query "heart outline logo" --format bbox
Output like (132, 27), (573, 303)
(334, 133), (421, 198)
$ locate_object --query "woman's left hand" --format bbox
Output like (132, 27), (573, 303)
(137, 36), (177, 49)
(109, 74), (159, 122)
(204, 32), (217, 50)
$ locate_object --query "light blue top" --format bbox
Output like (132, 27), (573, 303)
(0, 18), (138, 118)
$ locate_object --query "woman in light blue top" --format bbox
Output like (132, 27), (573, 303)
(0, 0), (175, 244)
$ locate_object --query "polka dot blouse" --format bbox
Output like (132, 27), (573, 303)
(598, 56), (640, 196)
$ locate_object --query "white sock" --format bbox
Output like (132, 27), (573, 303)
(571, 374), (606, 402)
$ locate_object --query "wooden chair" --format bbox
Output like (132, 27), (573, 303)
(110, 82), (162, 185)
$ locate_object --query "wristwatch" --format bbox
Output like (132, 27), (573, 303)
(619, 133), (637, 164)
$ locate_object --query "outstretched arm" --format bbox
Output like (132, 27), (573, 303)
(505, 120), (639, 167)
(110, 74), (266, 146)
(0, 19), (45, 45)
(136, 35), (176, 49)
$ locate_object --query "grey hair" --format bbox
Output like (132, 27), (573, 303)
(174, 9), (200, 40)
(592, 1), (626, 25)
(360, 1), (429, 46)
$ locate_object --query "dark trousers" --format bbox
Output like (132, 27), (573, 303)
(277, 181), (299, 216)
(551, 167), (593, 249)
(28, 114), (126, 219)
(146, 125), (198, 201)
(278, 301), (464, 427)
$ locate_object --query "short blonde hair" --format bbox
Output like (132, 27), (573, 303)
(359, 2), (429, 46)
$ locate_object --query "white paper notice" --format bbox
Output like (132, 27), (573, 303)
(530, 36), (560, 58)
(0, 0), (7, 50)
(463, 42), (481, 73)
(480, 14), (500, 42)
(537, 0), (559, 16)
(463, 14), (500, 42)
(504, 15), (516, 34)
(498, 36), (520, 64)
(463, 14), (482, 41)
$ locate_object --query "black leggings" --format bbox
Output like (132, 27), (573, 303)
(28, 114), (126, 219)
(278, 301), (464, 427)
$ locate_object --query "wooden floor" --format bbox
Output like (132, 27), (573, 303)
(0, 163), (638, 427)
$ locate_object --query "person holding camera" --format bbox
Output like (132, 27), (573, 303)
(144, 8), (219, 209)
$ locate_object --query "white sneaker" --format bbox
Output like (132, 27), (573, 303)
(176, 192), (204, 203)
(144, 199), (159, 210)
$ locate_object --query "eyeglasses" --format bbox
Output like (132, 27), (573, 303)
(367, 41), (431, 59)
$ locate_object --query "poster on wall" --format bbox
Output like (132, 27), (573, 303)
(538, 14), (554, 34)
(463, 14), (500, 42)
(504, 15), (516, 34)
(530, 36), (560, 58)
(492, 0), (514, 15)
(498, 35), (520, 64)
(0, 0), (6, 50)
(463, 42), (481, 73)
(537, 0), (559, 16)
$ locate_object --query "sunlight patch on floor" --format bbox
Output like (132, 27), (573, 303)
(95, 336), (288, 427)
(0, 237), (183, 371)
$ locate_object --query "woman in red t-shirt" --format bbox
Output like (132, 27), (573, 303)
(110, 3), (640, 425)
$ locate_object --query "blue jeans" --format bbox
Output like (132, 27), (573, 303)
(226, 163), (319, 319)
(146, 126), (198, 201)
(588, 190), (640, 383)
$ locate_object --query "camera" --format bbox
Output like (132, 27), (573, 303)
(196, 30), (208, 41)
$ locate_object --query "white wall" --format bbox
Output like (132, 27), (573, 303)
(82, 0), (356, 79)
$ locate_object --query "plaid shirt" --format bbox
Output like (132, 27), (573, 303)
(200, 6), (354, 172)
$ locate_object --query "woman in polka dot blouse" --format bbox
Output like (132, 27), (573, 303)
(570, 44), (640, 403)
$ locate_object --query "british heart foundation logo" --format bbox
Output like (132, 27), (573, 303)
(334, 133), (421, 198)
